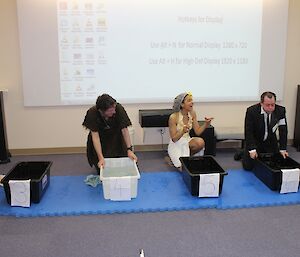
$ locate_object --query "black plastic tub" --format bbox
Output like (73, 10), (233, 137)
(179, 156), (228, 197)
(253, 153), (300, 191)
(1, 161), (52, 204)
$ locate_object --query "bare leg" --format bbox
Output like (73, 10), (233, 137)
(189, 137), (205, 155)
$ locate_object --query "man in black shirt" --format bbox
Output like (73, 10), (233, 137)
(83, 94), (137, 172)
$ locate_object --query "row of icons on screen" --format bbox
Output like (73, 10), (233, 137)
(59, 18), (106, 29)
(59, 1), (106, 11)
(60, 35), (105, 45)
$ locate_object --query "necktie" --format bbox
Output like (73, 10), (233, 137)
(267, 113), (271, 136)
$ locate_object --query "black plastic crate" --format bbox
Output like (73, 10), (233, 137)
(179, 156), (227, 197)
(253, 153), (300, 191)
(1, 161), (52, 204)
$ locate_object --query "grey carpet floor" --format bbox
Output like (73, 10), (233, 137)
(0, 147), (300, 257)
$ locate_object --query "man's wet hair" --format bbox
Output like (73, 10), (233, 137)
(96, 94), (117, 111)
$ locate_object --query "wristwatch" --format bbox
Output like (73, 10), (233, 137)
(127, 145), (133, 151)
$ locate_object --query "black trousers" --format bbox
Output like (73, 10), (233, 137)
(242, 138), (279, 170)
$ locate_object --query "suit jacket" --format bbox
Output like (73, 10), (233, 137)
(244, 103), (287, 152)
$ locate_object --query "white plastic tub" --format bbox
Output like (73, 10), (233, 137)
(100, 157), (140, 201)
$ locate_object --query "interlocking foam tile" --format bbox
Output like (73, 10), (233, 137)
(0, 172), (217, 217)
(218, 170), (300, 209)
(0, 170), (299, 217)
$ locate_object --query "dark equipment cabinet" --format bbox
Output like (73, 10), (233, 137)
(294, 85), (300, 151)
(0, 91), (10, 164)
(139, 109), (173, 128)
(189, 122), (216, 156)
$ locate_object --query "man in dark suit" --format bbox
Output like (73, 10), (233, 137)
(242, 91), (288, 170)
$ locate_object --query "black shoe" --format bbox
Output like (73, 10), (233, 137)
(234, 150), (243, 161)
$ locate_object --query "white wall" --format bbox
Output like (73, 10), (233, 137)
(0, 0), (299, 150)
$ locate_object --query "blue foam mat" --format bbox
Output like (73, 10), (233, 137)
(220, 170), (300, 209)
(0, 170), (299, 217)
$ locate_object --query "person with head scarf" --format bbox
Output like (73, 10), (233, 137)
(167, 92), (213, 170)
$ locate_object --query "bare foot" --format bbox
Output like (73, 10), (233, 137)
(177, 166), (182, 172)
(164, 156), (173, 167)
(0, 174), (5, 186)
